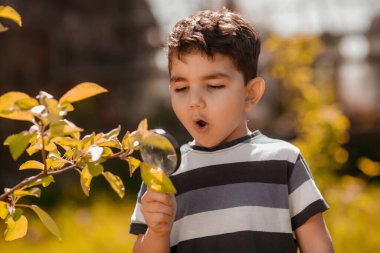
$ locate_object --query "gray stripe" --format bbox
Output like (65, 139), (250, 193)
(175, 182), (289, 221)
(288, 156), (312, 194)
(171, 206), (292, 246)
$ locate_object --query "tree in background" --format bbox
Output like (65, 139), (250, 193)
(265, 34), (380, 253)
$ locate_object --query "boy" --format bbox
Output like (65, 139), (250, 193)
(130, 8), (334, 253)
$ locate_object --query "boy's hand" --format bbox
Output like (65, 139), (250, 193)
(140, 188), (177, 237)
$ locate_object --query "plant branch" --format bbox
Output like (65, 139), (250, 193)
(0, 150), (129, 202)
(39, 121), (48, 174)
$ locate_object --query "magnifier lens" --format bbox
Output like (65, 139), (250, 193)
(140, 130), (179, 175)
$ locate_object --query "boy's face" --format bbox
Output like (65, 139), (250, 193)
(169, 52), (252, 148)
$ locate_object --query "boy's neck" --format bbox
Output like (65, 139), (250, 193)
(193, 126), (253, 148)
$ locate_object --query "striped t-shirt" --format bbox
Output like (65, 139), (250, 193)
(129, 131), (329, 253)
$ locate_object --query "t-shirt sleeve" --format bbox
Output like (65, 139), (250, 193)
(288, 154), (329, 230)
(129, 182), (148, 235)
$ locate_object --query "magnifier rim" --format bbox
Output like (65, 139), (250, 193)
(142, 129), (181, 175)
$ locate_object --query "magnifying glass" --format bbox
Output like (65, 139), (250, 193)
(139, 129), (181, 176)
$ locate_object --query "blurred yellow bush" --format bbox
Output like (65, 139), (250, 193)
(0, 195), (137, 253)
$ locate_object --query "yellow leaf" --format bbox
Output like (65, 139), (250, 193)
(103, 125), (121, 140)
(0, 92), (35, 121)
(0, 110), (34, 121)
(126, 156), (141, 177)
(80, 166), (92, 197)
(0, 6), (22, 27)
(14, 188), (41, 198)
(122, 131), (132, 150)
(101, 147), (114, 158)
(50, 120), (83, 137)
(26, 175), (54, 188)
(137, 118), (148, 137)
(0, 201), (9, 219)
(103, 171), (125, 198)
(15, 98), (39, 110)
(19, 160), (44, 170)
(59, 82), (108, 104)
(29, 205), (61, 240)
(5, 215), (28, 241)
(0, 92), (30, 111)
(140, 162), (176, 194)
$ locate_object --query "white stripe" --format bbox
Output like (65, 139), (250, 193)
(174, 141), (300, 175)
(170, 206), (292, 246)
(288, 179), (323, 218)
(131, 202), (146, 224)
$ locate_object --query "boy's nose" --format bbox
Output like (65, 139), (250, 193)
(188, 89), (205, 109)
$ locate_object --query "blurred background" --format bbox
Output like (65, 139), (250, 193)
(1, 0), (380, 252)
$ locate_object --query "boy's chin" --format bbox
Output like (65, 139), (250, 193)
(194, 139), (220, 148)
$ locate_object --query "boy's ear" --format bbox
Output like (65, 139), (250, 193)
(244, 77), (265, 112)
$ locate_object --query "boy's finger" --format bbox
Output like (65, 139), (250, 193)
(142, 202), (175, 217)
(143, 188), (172, 205)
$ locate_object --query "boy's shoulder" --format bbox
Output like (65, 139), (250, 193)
(247, 133), (301, 163)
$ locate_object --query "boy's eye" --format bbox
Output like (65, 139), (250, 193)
(174, 86), (188, 93)
(208, 85), (225, 90)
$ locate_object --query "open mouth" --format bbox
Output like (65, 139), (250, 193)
(196, 120), (207, 128)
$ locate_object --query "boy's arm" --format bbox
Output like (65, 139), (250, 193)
(295, 213), (334, 253)
(133, 189), (176, 253)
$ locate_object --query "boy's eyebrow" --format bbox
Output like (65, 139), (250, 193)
(170, 72), (231, 83)
(170, 76), (187, 83)
(202, 72), (231, 80)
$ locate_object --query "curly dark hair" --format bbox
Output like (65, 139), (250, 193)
(167, 7), (261, 83)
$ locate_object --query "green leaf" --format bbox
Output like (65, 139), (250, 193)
(27, 205), (61, 240)
(0, 6), (22, 27)
(50, 120), (83, 137)
(88, 163), (104, 177)
(103, 125), (121, 140)
(59, 82), (108, 104)
(80, 166), (92, 197)
(122, 131), (132, 150)
(126, 156), (141, 177)
(5, 215), (28, 241)
(103, 171), (125, 198)
(101, 147), (114, 158)
(15, 98), (39, 110)
(140, 162), (176, 194)
(19, 160), (44, 170)
(14, 188), (41, 198)
(27, 175), (55, 188)
(12, 208), (23, 221)
(3, 131), (34, 160)
(51, 136), (81, 150)
(0, 201), (9, 219)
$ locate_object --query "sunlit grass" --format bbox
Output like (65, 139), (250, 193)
(0, 195), (137, 253)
